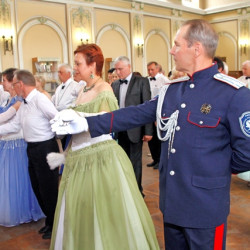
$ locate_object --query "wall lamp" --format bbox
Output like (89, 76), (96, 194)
(2, 35), (13, 55)
(80, 33), (90, 45)
(81, 38), (89, 44)
(239, 39), (248, 55)
(241, 44), (247, 55)
(137, 43), (143, 57)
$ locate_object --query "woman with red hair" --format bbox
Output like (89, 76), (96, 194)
(50, 44), (159, 250)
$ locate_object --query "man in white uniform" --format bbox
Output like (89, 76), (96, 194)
(52, 63), (81, 111)
(146, 61), (170, 169)
(238, 60), (250, 88)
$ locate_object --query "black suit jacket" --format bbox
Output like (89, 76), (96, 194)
(112, 73), (153, 143)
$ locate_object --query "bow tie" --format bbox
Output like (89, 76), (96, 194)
(150, 77), (156, 81)
(119, 79), (128, 84)
(23, 99), (27, 104)
(246, 76), (250, 80)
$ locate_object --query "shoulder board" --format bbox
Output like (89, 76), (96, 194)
(214, 73), (245, 89)
(170, 76), (190, 84)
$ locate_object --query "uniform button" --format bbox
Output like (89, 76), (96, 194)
(199, 121), (203, 125)
(181, 103), (186, 108)
(176, 126), (180, 131)
(170, 170), (175, 176)
(190, 83), (195, 88)
(171, 148), (176, 153)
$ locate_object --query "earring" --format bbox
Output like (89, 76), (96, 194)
(90, 73), (94, 79)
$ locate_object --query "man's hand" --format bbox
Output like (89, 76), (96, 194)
(143, 135), (153, 142)
(50, 109), (89, 135)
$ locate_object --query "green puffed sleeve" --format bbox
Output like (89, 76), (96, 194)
(73, 91), (119, 114)
(98, 91), (119, 113)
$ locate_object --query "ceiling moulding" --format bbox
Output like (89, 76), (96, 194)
(30, 0), (250, 16)
(128, 0), (250, 15)
(204, 1), (250, 15)
(128, 0), (205, 15)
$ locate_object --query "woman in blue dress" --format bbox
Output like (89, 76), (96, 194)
(0, 68), (44, 227)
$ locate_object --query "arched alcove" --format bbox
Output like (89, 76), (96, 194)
(96, 23), (131, 56)
(96, 23), (131, 78)
(217, 31), (237, 70)
(98, 29), (127, 61)
(145, 30), (171, 76)
(18, 16), (68, 70)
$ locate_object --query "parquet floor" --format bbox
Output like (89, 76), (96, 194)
(0, 142), (249, 250)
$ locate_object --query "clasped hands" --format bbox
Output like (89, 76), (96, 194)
(50, 109), (89, 135)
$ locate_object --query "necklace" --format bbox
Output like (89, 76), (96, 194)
(83, 77), (101, 93)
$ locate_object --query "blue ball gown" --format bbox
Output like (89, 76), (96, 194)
(0, 96), (44, 227)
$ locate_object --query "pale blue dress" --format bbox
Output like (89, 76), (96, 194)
(0, 96), (44, 226)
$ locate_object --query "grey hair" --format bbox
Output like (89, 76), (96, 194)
(243, 60), (250, 67)
(182, 19), (218, 58)
(15, 70), (36, 86)
(114, 56), (130, 66)
(58, 63), (73, 75)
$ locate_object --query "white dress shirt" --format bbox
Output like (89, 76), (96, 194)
(0, 89), (58, 142)
(51, 78), (81, 111)
(238, 75), (250, 88)
(119, 73), (132, 108)
(148, 73), (170, 98)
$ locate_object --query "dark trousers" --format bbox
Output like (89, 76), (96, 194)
(164, 222), (227, 250)
(27, 138), (59, 228)
(118, 131), (143, 194)
(148, 123), (161, 163)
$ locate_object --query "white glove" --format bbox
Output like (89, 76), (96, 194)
(50, 109), (89, 135)
(46, 152), (65, 170)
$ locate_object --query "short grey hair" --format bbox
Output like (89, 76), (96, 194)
(243, 60), (250, 68)
(114, 56), (130, 66)
(58, 63), (73, 75)
(182, 19), (218, 59)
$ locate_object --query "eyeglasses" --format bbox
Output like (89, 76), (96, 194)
(12, 81), (20, 86)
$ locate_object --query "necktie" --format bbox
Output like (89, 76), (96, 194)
(150, 77), (156, 81)
(246, 76), (250, 80)
(119, 79), (128, 84)
(23, 99), (27, 104)
(61, 84), (65, 89)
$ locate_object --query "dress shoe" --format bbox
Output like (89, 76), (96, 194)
(153, 163), (159, 169)
(42, 231), (52, 239)
(147, 161), (157, 167)
(38, 225), (51, 234)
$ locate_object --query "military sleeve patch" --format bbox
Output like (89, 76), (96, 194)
(214, 73), (245, 89)
(239, 112), (250, 137)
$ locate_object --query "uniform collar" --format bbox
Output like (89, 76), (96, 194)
(189, 64), (218, 81)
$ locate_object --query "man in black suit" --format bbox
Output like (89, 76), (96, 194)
(112, 56), (153, 196)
